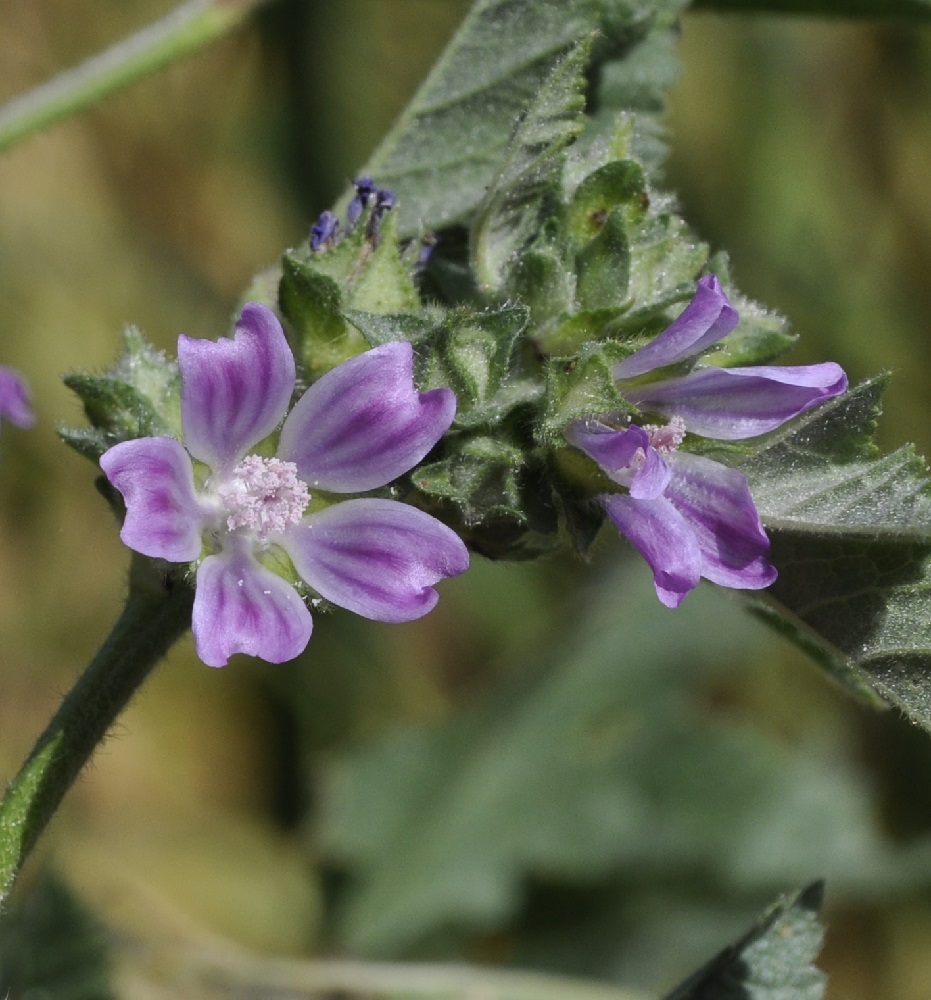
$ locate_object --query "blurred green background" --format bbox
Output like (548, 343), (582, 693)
(1, 3), (931, 998)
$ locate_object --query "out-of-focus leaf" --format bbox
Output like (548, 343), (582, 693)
(317, 560), (931, 958)
(0, 874), (114, 1000)
(663, 883), (825, 1000)
(740, 378), (931, 730)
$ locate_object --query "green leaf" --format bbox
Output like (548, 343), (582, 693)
(319, 565), (927, 957)
(663, 883), (825, 1000)
(60, 326), (178, 462)
(0, 874), (115, 1000)
(471, 39), (590, 293)
(355, 0), (675, 239)
(740, 377), (931, 728)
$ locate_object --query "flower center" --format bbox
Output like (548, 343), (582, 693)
(644, 415), (686, 455)
(217, 455), (310, 541)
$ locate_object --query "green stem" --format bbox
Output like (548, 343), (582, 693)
(0, 560), (194, 904)
(0, 0), (271, 155)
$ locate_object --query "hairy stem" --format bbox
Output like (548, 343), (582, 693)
(0, 559), (194, 904)
(0, 0), (271, 155)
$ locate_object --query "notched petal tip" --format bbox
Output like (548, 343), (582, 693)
(193, 547), (313, 667)
(179, 302), (296, 471)
(100, 437), (205, 563)
(282, 498), (469, 623)
(278, 341), (457, 493)
(602, 493), (703, 607)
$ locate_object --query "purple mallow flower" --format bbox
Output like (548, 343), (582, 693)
(0, 366), (35, 432)
(100, 303), (469, 667)
(567, 275), (847, 608)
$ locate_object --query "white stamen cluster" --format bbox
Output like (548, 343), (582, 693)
(217, 455), (310, 540)
(645, 415), (686, 455)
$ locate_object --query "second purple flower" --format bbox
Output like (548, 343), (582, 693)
(567, 276), (847, 608)
(101, 303), (469, 667)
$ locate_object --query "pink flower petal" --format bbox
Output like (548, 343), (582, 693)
(100, 437), (206, 562)
(192, 543), (312, 667)
(566, 421), (670, 498)
(602, 492), (702, 607)
(277, 342), (456, 493)
(665, 452), (776, 590)
(614, 275), (739, 380)
(565, 421), (648, 478)
(281, 498), (469, 622)
(179, 303), (295, 472)
(0, 366), (35, 430)
(625, 362), (847, 440)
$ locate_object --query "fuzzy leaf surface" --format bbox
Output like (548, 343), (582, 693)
(740, 377), (931, 728)
(318, 563), (931, 959)
(471, 40), (589, 292)
(663, 883), (825, 1000)
(355, 0), (684, 238)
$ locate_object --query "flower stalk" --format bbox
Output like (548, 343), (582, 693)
(0, 557), (194, 905)
(0, 0), (271, 155)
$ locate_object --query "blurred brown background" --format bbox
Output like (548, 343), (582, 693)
(0, 3), (929, 996)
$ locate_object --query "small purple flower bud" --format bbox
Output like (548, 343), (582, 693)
(310, 210), (339, 252)
(375, 188), (396, 212)
(365, 186), (397, 244)
(347, 175), (378, 227)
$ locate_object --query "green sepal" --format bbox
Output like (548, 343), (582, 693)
(534, 308), (628, 356)
(508, 233), (573, 329)
(278, 251), (364, 377)
(347, 210), (420, 314)
(565, 159), (647, 245)
(416, 434), (558, 555)
(548, 446), (610, 556)
(425, 306), (534, 427)
(625, 204), (708, 313)
(574, 207), (631, 312)
(541, 341), (632, 442)
(346, 309), (440, 348)
(280, 208), (420, 378)
(60, 326), (178, 463)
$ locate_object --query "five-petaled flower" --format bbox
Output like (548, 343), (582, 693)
(100, 303), (469, 667)
(566, 275), (847, 608)
(0, 366), (35, 433)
